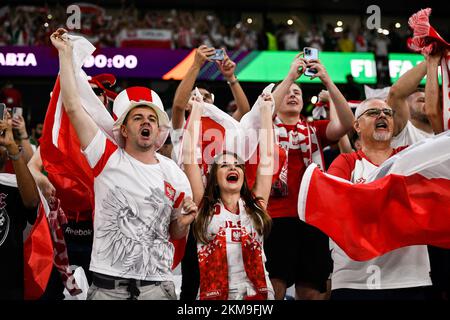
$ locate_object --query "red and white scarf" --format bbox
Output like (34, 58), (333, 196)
(47, 198), (82, 296)
(271, 116), (325, 197)
(408, 8), (450, 131)
(197, 199), (269, 300)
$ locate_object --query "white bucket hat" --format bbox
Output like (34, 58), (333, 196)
(112, 86), (170, 150)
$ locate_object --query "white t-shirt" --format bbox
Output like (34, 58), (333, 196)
(391, 121), (433, 148)
(83, 130), (192, 281)
(327, 149), (431, 290)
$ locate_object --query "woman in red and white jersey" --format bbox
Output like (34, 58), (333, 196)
(182, 92), (275, 300)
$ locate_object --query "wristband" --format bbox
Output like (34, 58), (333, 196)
(6, 146), (23, 161)
(227, 77), (239, 86)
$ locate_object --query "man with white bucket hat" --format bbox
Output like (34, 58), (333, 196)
(50, 28), (196, 300)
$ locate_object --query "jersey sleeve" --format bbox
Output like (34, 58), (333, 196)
(82, 129), (118, 177)
(327, 153), (355, 180)
(313, 120), (337, 148)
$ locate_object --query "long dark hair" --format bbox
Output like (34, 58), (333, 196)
(193, 152), (272, 244)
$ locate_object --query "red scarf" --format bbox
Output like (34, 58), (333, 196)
(271, 116), (325, 197)
(47, 198), (82, 296)
(197, 200), (269, 300)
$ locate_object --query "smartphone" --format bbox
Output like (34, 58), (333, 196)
(0, 103), (5, 121)
(303, 47), (319, 77)
(210, 48), (225, 61)
(13, 106), (23, 118)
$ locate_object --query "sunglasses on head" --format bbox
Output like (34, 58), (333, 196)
(92, 87), (105, 96)
(358, 108), (395, 119)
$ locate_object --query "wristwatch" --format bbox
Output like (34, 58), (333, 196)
(6, 146), (23, 161)
(227, 77), (239, 86)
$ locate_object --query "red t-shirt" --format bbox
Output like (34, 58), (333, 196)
(268, 120), (334, 218)
(327, 146), (408, 181)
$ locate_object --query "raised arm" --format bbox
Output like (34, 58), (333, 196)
(387, 61), (427, 136)
(308, 61), (354, 141)
(251, 94), (275, 207)
(425, 51), (444, 134)
(11, 114), (34, 163)
(50, 28), (98, 150)
(172, 45), (215, 129)
(0, 119), (39, 208)
(182, 95), (205, 206)
(217, 51), (250, 121)
(272, 53), (307, 115)
(319, 90), (354, 153)
(28, 146), (56, 201)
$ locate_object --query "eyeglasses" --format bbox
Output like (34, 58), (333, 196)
(357, 108), (395, 119)
(92, 87), (105, 96)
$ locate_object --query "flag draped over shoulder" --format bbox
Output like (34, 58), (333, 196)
(407, 8), (450, 131)
(297, 131), (450, 262)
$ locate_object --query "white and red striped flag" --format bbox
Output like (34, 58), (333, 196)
(297, 130), (450, 261)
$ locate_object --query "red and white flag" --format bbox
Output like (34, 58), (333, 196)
(298, 131), (450, 261)
(174, 85), (283, 188)
(38, 34), (188, 273)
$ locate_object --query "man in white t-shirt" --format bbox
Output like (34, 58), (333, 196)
(387, 61), (436, 147)
(51, 28), (198, 300)
(327, 98), (431, 300)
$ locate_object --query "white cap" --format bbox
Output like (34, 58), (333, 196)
(112, 86), (170, 149)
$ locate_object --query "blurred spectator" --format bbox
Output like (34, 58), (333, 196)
(323, 23), (338, 51)
(0, 81), (22, 110)
(0, 4), (428, 53)
(30, 122), (43, 148)
(337, 29), (355, 52)
(259, 18), (278, 51)
(281, 26), (300, 51)
(342, 74), (363, 100)
(355, 28), (368, 52)
(374, 32), (390, 58)
(304, 24), (324, 51)
(388, 23), (403, 53)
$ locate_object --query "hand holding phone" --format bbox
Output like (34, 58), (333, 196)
(210, 48), (225, 61)
(303, 47), (319, 77)
(0, 103), (6, 121)
(12, 107), (23, 119)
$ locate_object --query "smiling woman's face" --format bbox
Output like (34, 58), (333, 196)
(215, 153), (245, 194)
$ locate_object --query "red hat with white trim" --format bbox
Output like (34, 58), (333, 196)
(112, 86), (170, 150)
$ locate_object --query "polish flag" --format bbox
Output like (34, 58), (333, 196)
(23, 203), (53, 300)
(36, 35), (188, 275)
(175, 85), (284, 188)
(298, 131), (450, 261)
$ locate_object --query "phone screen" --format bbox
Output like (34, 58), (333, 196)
(13, 107), (23, 118)
(304, 47), (319, 77)
(210, 49), (224, 61)
(0, 103), (5, 121)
